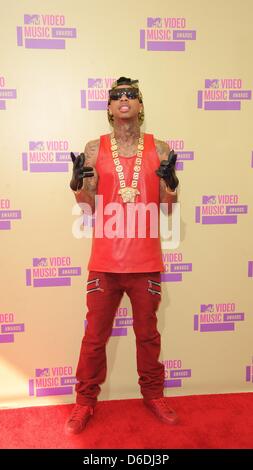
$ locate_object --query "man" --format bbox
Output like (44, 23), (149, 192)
(65, 77), (179, 435)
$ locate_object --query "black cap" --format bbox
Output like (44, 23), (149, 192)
(115, 76), (139, 87)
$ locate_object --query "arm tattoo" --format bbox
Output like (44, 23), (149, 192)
(155, 139), (171, 161)
(82, 139), (99, 193)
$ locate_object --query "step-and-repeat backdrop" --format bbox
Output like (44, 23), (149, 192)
(1, 0), (253, 408)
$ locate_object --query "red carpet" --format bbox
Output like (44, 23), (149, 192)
(0, 393), (252, 449)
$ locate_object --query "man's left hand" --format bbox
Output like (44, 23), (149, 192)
(155, 150), (179, 191)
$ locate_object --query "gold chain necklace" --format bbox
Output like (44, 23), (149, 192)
(110, 133), (144, 203)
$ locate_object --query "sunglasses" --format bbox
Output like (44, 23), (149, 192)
(108, 88), (140, 101)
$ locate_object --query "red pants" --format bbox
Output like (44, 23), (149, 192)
(75, 271), (165, 406)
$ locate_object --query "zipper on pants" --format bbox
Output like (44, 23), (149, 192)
(148, 279), (161, 295)
(86, 277), (104, 293)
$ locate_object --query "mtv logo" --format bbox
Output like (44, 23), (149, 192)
(201, 304), (214, 313)
(24, 14), (40, 25)
(205, 79), (219, 89)
(147, 17), (162, 28)
(202, 195), (216, 204)
(29, 141), (44, 151)
(33, 257), (48, 267)
(88, 78), (103, 88)
(36, 368), (50, 377)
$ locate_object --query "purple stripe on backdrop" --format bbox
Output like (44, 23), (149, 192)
(0, 210), (21, 220)
(140, 30), (145, 48)
(17, 26), (23, 46)
(88, 101), (107, 110)
(81, 90), (86, 108)
(115, 318), (133, 327)
(175, 161), (184, 170)
(0, 101), (6, 110)
(147, 41), (185, 51)
(29, 379), (34, 396)
(200, 323), (235, 332)
(195, 206), (200, 223)
(36, 386), (73, 397)
(170, 369), (191, 378)
(30, 163), (68, 172)
(177, 151), (194, 161)
(58, 267), (81, 276)
(52, 28), (76, 38)
(33, 278), (71, 287)
(204, 101), (241, 110)
(194, 314), (199, 331)
(61, 377), (77, 386)
(202, 215), (237, 224)
(226, 205), (247, 214)
(0, 89), (17, 99)
(26, 269), (32, 286)
(0, 221), (11, 230)
(0, 334), (14, 343)
(229, 90), (251, 100)
(170, 263), (192, 272)
(25, 39), (65, 49)
(111, 327), (127, 336)
(248, 261), (253, 277)
(246, 366), (251, 382)
(161, 273), (182, 282)
(22, 152), (28, 170)
(55, 152), (71, 162)
(173, 30), (196, 40)
(251, 151), (253, 168)
(223, 313), (244, 321)
(164, 379), (182, 388)
(1, 324), (25, 333)
(197, 91), (203, 108)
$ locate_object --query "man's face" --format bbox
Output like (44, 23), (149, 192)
(108, 85), (143, 122)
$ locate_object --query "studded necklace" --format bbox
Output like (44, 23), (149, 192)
(110, 133), (144, 203)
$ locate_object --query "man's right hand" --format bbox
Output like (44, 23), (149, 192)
(69, 152), (94, 191)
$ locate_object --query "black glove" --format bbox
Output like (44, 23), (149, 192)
(69, 152), (94, 191)
(155, 150), (179, 191)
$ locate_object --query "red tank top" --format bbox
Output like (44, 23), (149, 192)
(87, 133), (164, 273)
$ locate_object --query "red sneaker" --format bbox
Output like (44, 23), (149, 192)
(144, 397), (179, 425)
(64, 404), (94, 435)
